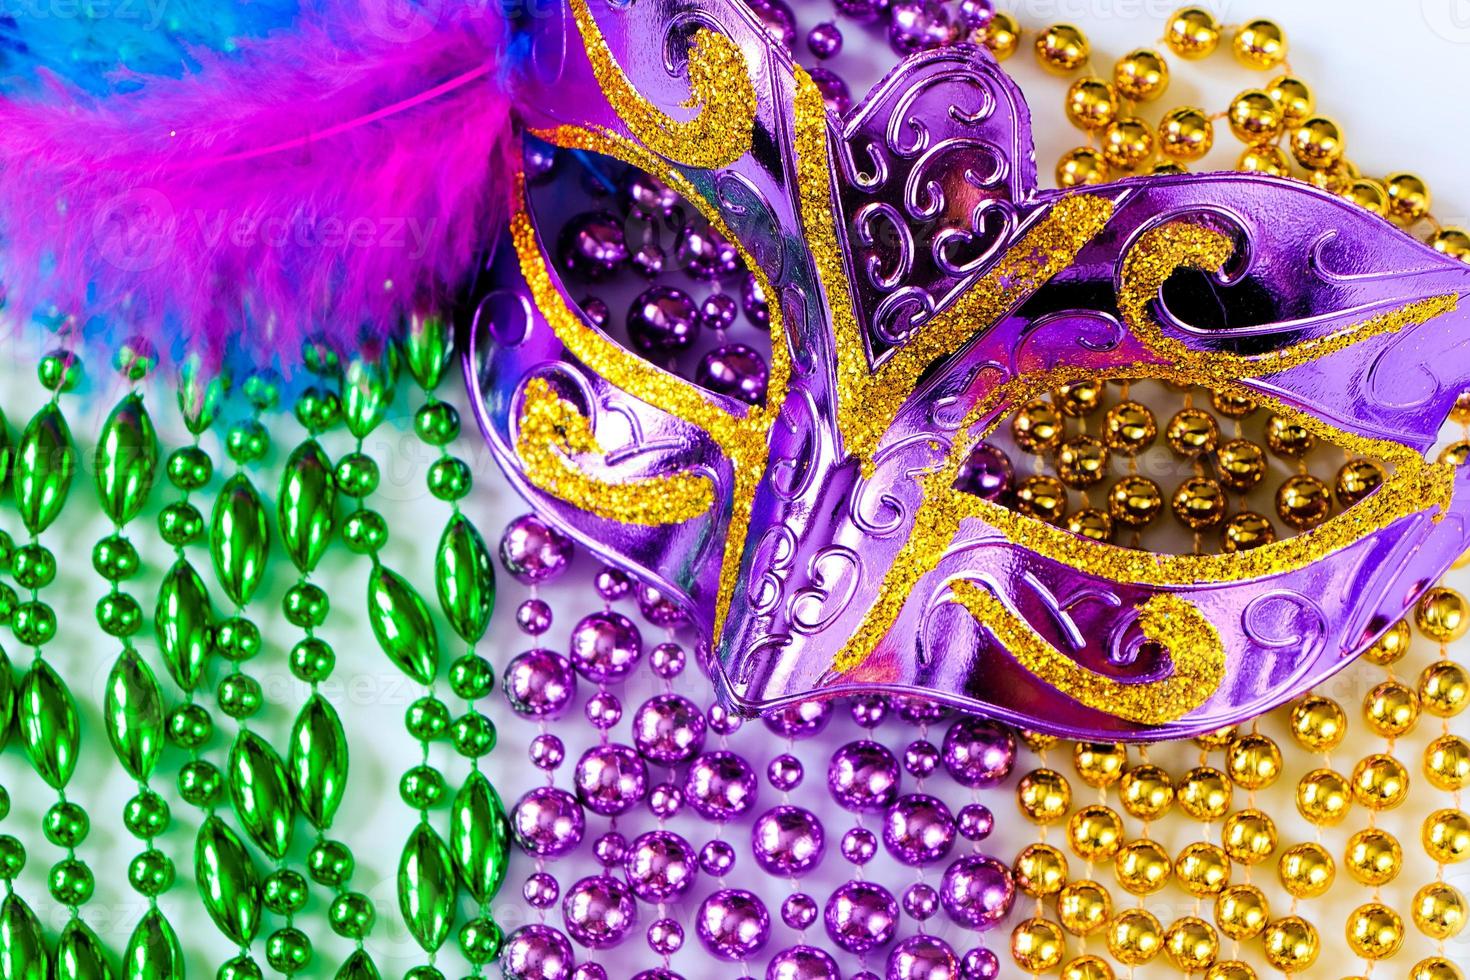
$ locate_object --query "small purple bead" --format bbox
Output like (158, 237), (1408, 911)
(807, 21), (844, 59)
(833, 0), (887, 20)
(524, 140), (557, 183)
(806, 66), (852, 115)
(593, 831), (628, 867)
(696, 343), (769, 405)
(850, 694), (889, 728)
(768, 753), (804, 791)
(957, 803), (995, 842)
(741, 273), (771, 328)
(512, 787), (585, 859)
(569, 611), (642, 683)
(782, 892), (819, 930)
(585, 691), (622, 729)
(562, 874), (637, 949)
(903, 882), (940, 922)
(594, 565), (633, 601)
(649, 642), (687, 679)
(744, 0), (797, 52)
(954, 442), (1014, 502)
(631, 242), (666, 279)
(677, 223), (740, 281)
(697, 888), (771, 961)
(767, 945), (840, 980)
(699, 292), (738, 333)
(530, 733), (566, 771)
(636, 583), (687, 627)
(626, 830), (699, 902)
(895, 697), (949, 725)
(888, 0), (960, 54)
(824, 881), (898, 954)
(707, 703), (744, 736)
(505, 649), (577, 720)
(840, 827), (877, 865)
(501, 924), (575, 980)
(633, 694), (708, 765)
(628, 286), (700, 356)
(764, 700), (833, 739)
(751, 805), (825, 877)
(633, 972), (684, 980)
(572, 966), (606, 980)
(828, 740), (900, 813)
(883, 794), (957, 866)
(647, 918), (684, 956)
(942, 717), (1016, 787)
(940, 855), (1014, 929)
(556, 211), (628, 281)
(579, 295), (611, 330)
(648, 782), (684, 819)
(699, 839), (737, 876)
(516, 598), (554, 636)
(904, 739), (941, 779)
(960, 948), (1000, 980)
(956, 0), (995, 30)
(886, 935), (958, 980)
(501, 514), (574, 584)
(524, 872), (560, 909)
(622, 171), (681, 218)
(574, 744), (648, 816)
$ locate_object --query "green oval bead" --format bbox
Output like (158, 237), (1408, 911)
(38, 349), (82, 393)
(341, 509), (388, 554)
(123, 908), (184, 980)
(241, 370), (282, 412)
(97, 592), (144, 637)
(413, 401), (459, 446)
(217, 673), (263, 719)
(15, 401), (77, 535)
(403, 310), (452, 391)
(11, 544), (56, 589)
(218, 956), (263, 980)
(213, 617), (262, 662)
(123, 790), (170, 839)
(368, 565), (440, 685)
(335, 949), (381, 980)
(343, 348), (398, 439)
(228, 730), (295, 859)
(435, 514), (496, 644)
(0, 836), (26, 878)
(165, 446), (213, 491)
(405, 697), (451, 740)
(57, 918), (112, 980)
(224, 420), (269, 465)
(448, 654), (495, 700)
(450, 770), (511, 905)
(288, 638), (335, 683)
(11, 601), (57, 646)
(210, 473), (270, 607)
(95, 392), (158, 525)
(398, 822), (456, 953)
(48, 858), (94, 906)
(332, 452), (379, 499)
(18, 659), (79, 788)
(177, 356), (228, 436)
(279, 440), (336, 574)
(451, 712), (497, 759)
(128, 848), (175, 897)
(306, 839), (354, 887)
(426, 457), (471, 501)
(399, 765), (447, 809)
(157, 501), (204, 546)
(178, 760), (224, 806)
(105, 649), (164, 780)
(156, 559), (213, 691)
(265, 926), (312, 975)
(165, 703), (212, 750)
(294, 387), (342, 434)
(0, 648), (12, 753)
(282, 583), (329, 629)
(328, 892), (376, 940)
(289, 694), (348, 830)
(0, 893), (48, 980)
(457, 916), (503, 965)
(195, 815), (262, 946)
(42, 801), (89, 847)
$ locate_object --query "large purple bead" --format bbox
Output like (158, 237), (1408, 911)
(764, 700), (833, 739)
(767, 945), (840, 980)
(941, 717), (1016, 787)
(569, 611), (642, 683)
(696, 344), (769, 405)
(824, 881), (898, 954)
(512, 787), (585, 858)
(828, 740), (900, 813)
(684, 751), (758, 821)
(953, 443), (1014, 503)
(676, 223), (740, 281)
(751, 805), (825, 877)
(501, 924), (575, 980)
(635, 583), (686, 627)
(624, 830), (698, 902)
(504, 649), (577, 719)
(886, 935), (959, 980)
(632, 693), (707, 764)
(741, 273), (770, 329)
(939, 855), (1014, 929)
(563, 874), (638, 949)
(556, 211), (628, 281)
(574, 743), (648, 816)
(883, 794), (956, 866)
(888, 0), (960, 54)
(628, 286), (700, 356)
(500, 514), (574, 584)
(622, 171), (680, 218)
(697, 888), (770, 960)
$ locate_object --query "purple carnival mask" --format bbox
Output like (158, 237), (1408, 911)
(467, 0), (1470, 739)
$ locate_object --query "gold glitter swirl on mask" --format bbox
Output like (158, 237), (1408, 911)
(949, 584), (1224, 724)
(791, 67), (1116, 473)
(515, 377), (716, 525)
(1119, 221), (1459, 378)
(570, 0), (757, 170)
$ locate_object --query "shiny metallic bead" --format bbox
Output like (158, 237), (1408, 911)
(1266, 75), (1313, 127)
(1114, 48), (1168, 101)
(1065, 78), (1117, 132)
(1172, 477), (1227, 529)
(1108, 476), (1163, 527)
(1214, 439), (1267, 491)
(1072, 742), (1126, 788)
(1276, 474), (1332, 530)
(1364, 619), (1412, 665)
(1232, 19), (1286, 69)
(1227, 90), (1283, 144)
(1289, 695), (1346, 751)
(1433, 227), (1470, 263)
(1119, 765), (1173, 820)
(1066, 805), (1123, 861)
(1221, 809), (1277, 865)
(1336, 458), (1384, 506)
(1013, 399), (1063, 453)
(1345, 827), (1402, 886)
(1158, 108), (1214, 162)
(1351, 753), (1410, 810)
(1410, 957), (1466, 980)
(1056, 381), (1104, 417)
(1165, 7), (1221, 59)
(1177, 767), (1232, 820)
(1035, 23), (1089, 73)
(1425, 734), (1470, 791)
(1101, 118), (1155, 172)
(1162, 916), (1217, 972)
(1064, 509), (1112, 542)
(976, 11), (1019, 60)
(1057, 436), (1109, 488)
(1174, 842), (1230, 897)
(1343, 178), (1389, 216)
(1411, 881), (1467, 940)
(1423, 809), (1470, 863)
(1017, 768), (1072, 824)
(1165, 408), (1218, 455)
(1420, 660), (1469, 716)
(1106, 908), (1162, 965)
(1057, 147), (1109, 188)
(1295, 768), (1352, 826)
(1346, 902), (1404, 960)
(1214, 884), (1269, 940)
(1103, 401), (1156, 455)
(1363, 679), (1419, 738)
(1261, 916), (1318, 972)
(1417, 586), (1469, 642)
(1237, 145), (1290, 175)
(1225, 734), (1282, 790)
(1016, 476), (1068, 525)
(1386, 172), (1432, 226)
(1290, 117), (1345, 170)
(1056, 880), (1111, 936)
(1114, 839), (1171, 895)
(1014, 842), (1068, 898)
(1010, 917), (1065, 973)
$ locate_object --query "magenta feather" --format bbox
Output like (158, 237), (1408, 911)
(0, 11), (520, 370)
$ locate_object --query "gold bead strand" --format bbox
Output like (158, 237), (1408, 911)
(1109, 744), (1170, 977)
(1179, 732), (1245, 978)
(1014, 731), (1071, 976)
(1065, 742), (1126, 979)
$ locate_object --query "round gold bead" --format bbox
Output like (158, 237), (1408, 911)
(1057, 147), (1109, 188)
(1101, 117), (1155, 172)
(1262, 916), (1319, 972)
(1108, 476), (1163, 527)
(1276, 474), (1332, 530)
(1266, 75), (1313, 128)
(1214, 439), (1267, 492)
(1073, 742), (1126, 787)
(1056, 380), (1104, 417)
(1290, 117), (1345, 170)
(1060, 955), (1113, 980)
(1237, 145), (1290, 176)
(1345, 827), (1403, 886)
(1012, 917), (1066, 973)
(1107, 908), (1163, 965)
(1159, 107), (1214, 162)
(1295, 768), (1352, 826)
(1120, 764), (1174, 819)
(1013, 398), (1063, 453)
(1225, 734), (1282, 790)
(1057, 880), (1113, 936)
(1178, 766), (1232, 820)
(1385, 172), (1432, 227)
(1413, 882), (1467, 940)
(1016, 475), (1069, 526)
(1067, 804), (1124, 862)
(1233, 20), (1286, 69)
(1152, 161), (1187, 175)
(1166, 408), (1219, 456)
(1351, 753), (1411, 810)
(1065, 508), (1113, 543)
(1452, 389), (1470, 423)
(1424, 808), (1470, 864)
(1221, 512), (1276, 553)
(1278, 842), (1334, 898)
(1020, 729), (1059, 752)
(1172, 477), (1228, 530)
(1364, 620), (1412, 666)
(1214, 883), (1270, 940)
(1165, 7), (1221, 59)
(1057, 435), (1110, 488)
(1114, 48), (1169, 102)
(1209, 390), (1258, 418)
(1441, 439), (1470, 466)
(1204, 961), (1255, 980)
(1018, 767), (1072, 824)
(1066, 78), (1117, 132)
(1335, 458), (1384, 507)
(1015, 842), (1069, 897)
(1175, 842), (1232, 897)
(1035, 23), (1090, 73)
(1115, 839), (1172, 895)
(1416, 586), (1469, 642)
(1410, 957), (1466, 980)
(1432, 227), (1470, 263)
(1346, 902), (1405, 960)
(1221, 808), (1277, 865)
(1163, 916), (1218, 972)
(1425, 734), (1470, 792)
(1420, 660), (1469, 717)
(1195, 725), (1238, 750)
(1227, 90), (1283, 145)
(1103, 401), (1156, 455)
(1363, 679), (1420, 738)
(1265, 414), (1315, 457)
(977, 11), (1020, 61)
(1306, 159), (1357, 194)
(1289, 695), (1347, 752)
(1343, 178), (1389, 217)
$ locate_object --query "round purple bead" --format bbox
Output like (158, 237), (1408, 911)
(807, 21), (843, 59)
(767, 945), (840, 980)
(569, 611), (642, 683)
(957, 803), (995, 842)
(888, 0), (960, 54)
(631, 242), (666, 279)
(699, 292), (739, 333)
(677, 223), (740, 281)
(625, 830), (698, 902)
(628, 286), (699, 356)
(556, 211), (628, 281)
(807, 66), (852, 115)
(594, 565), (633, 601)
(699, 839), (737, 876)
(647, 918), (684, 956)
(684, 751), (758, 821)
(954, 442), (1014, 502)
(696, 343), (769, 405)
(764, 699), (833, 739)
(530, 733), (565, 771)
(782, 892), (819, 930)
(768, 753), (804, 791)
(824, 881), (898, 954)
(648, 782), (684, 819)
(632, 694), (707, 765)
(504, 649), (577, 719)
(524, 872), (559, 909)
(887, 935), (959, 980)
(572, 965), (606, 980)
(828, 740), (900, 813)
(512, 787), (585, 858)
(751, 805), (825, 877)
(697, 888), (771, 960)
(883, 794), (956, 866)
(501, 924), (575, 980)
(903, 882), (940, 922)
(649, 642), (686, 679)
(635, 583), (686, 627)
(904, 739), (940, 779)
(622, 171), (680, 218)
(840, 827), (878, 865)
(942, 717), (1016, 787)
(574, 744), (648, 816)
(940, 855), (1014, 929)
(584, 691), (622, 729)
(516, 598), (553, 635)
(501, 514), (574, 584)
(956, 0), (995, 30)
(850, 694), (889, 728)
(960, 948), (1000, 980)
(579, 295), (611, 329)
(562, 874), (637, 949)
(741, 273), (771, 328)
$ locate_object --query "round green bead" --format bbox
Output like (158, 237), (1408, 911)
(92, 534), (141, 580)
(178, 760), (223, 806)
(265, 927), (312, 975)
(262, 869), (309, 915)
(448, 655), (495, 700)
(166, 446), (213, 491)
(242, 371), (282, 412)
(306, 839), (354, 887)
(328, 892), (376, 939)
(341, 509), (388, 554)
(123, 790), (171, 839)
(43, 801), (89, 847)
(113, 337), (158, 381)
(458, 917), (503, 965)
(404, 967), (445, 980)
(302, 338), (342, 378)
(451, 712), (497, 759)
(0, 787), (8, 820)
(399, 765), (447, 809)
(217, 673), (264, 719)
(218, 955), (265, 980)
(333, 452), (380, 499)
(97, 592), (143, 637)
(288, 638), (335, 684)
(127, 848), (174, 896)
(295, 387), (342, 433)
(214, 617), (262, 662)
(48, 858), (94, 906)
(414, 401), (460, 446)
(0, 836), (25, 879)
(405, 696), (451, 741)
(166, 703), (213, 749)
(225, 420), (270, 464)
(158, 501), (205, 546)
(38, 349), (82, 392)
(0, 530), (14, 571)
(0, 584), (15, 626)
(282, 584), (329, 629)
(427, 457), (472, 501)
(12, 544), (56, 589)
(12, 601), (56, 646)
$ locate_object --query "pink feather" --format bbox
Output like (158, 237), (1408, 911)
(0, 11), (520, 371)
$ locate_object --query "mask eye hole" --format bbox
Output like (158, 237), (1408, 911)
(525, 138), (774, 409)
(957, 377), (1399, 555)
